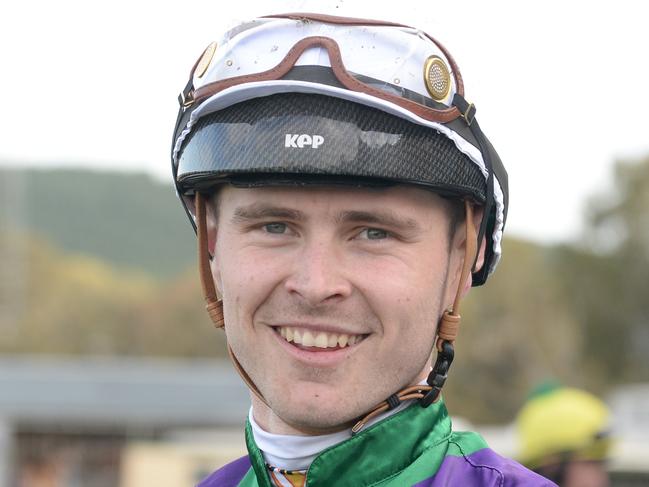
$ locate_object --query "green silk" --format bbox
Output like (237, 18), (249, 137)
(242, 422), (274, 487)
(238, 468), (262, 487)
(242, 399), (489, 486)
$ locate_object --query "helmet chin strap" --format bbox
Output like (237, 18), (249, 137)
(195, 192), (266, 406)
(195, 193), (478, 435)
(195, 192), (225, 329)
(352, 200), (477, 433)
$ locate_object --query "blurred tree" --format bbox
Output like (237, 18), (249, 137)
(556, 156), (649, 385)
(446, 237), (583, 423)
(450, 156), (649, 422)
(132, 269), (228, 358)
(588, 156), (649, 256)
(1, 234), (226, 358)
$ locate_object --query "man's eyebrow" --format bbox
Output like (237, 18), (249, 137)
(231, 204), (305, 224)
(336, 210), (420, 231)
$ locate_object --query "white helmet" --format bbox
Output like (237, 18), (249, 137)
(172, 13), (508, 285)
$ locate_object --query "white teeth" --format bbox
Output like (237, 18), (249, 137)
(302, 330), (315, 347)
(277, 327), (363, 349)
(314, 332), (328, 348)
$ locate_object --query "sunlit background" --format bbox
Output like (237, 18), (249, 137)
(1, 0), (648, 485)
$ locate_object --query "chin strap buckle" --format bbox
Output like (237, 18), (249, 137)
(420, 340), (455, 407)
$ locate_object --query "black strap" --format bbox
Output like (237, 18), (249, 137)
(452, 93), (494, 281)
(452, 93), (476, 126)
(170, 75), (200, 233)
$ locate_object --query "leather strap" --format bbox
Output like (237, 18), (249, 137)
(351, 385), (432, 435)
(195, 192), (225, 328)
(195, 192), (269, 405)
(436, 200), (477, 350)
(227, 344), (267, 404)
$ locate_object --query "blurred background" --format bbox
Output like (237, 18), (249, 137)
(1, 0), (648, 485)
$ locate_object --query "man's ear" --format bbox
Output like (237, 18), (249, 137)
(471, 205), (487, 272)
(461, 206), (486, 298)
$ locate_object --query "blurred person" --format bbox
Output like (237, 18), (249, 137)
(516, 384), (612, 487)
(171, 13), (553, 486)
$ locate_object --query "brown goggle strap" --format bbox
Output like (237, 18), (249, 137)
(195, 193), (267, 405)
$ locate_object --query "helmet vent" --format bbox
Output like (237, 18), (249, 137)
(424, 55), (451, 101)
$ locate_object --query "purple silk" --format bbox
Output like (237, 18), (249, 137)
(197, 455), (251, 487)
(194, 446), (555, 486)
(413, 448), (555, 486)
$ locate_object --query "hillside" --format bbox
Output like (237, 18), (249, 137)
(1, 168), (195, 278)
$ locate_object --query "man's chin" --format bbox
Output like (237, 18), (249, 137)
(276, 407), (359, 434)
(266, 388), (375, 433)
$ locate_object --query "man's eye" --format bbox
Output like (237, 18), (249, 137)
(362, 228), (389, 240)
(263, 222), (287, 234)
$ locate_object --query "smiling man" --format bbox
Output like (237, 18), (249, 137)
(171, 13), (553, 487)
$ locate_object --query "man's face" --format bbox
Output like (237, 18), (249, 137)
(210, 185), (466, 433)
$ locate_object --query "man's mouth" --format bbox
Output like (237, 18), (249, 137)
(275, 326), (366, 349)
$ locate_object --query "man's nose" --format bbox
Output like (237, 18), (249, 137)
(283, 239), (352, 306)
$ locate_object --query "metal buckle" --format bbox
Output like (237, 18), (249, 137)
(178, 77), (196, 108)
(180, 90), (194, 108)
(461, 102), (476, 126)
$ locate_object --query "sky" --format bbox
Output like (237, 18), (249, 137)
(1, 0), (648, 244)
